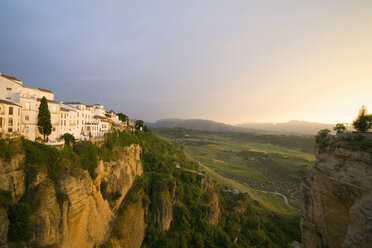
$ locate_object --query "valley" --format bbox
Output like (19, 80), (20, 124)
(152, 127), (315, 209)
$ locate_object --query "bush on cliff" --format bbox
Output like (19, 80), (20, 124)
(0, 189), (12, 208)
(74, 141), (99, 179)
(7, 202), (32, 242)
(0, 138), (22, 162)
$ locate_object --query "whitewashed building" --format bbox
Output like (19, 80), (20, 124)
(0, 100), (22, 138)
(1, 72), (127, 142)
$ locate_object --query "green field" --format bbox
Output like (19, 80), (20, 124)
(153, 127), (315, 211)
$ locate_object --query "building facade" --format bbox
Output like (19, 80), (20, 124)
(0, 73), (127, 142)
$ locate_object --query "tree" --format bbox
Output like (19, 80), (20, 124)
(118, 113), (128, 122)
(352, 105), (372, 132)
(62, 133), (75, 148)
(315, 129), (331, 150)
(37, 96), (52, 142)
(334, 123), (346, 133)
(135, 120), (144, 131)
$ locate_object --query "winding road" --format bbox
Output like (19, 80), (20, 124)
(243, 183), (295, 208)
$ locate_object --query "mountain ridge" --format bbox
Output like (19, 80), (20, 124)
(149, 118), (337, 135)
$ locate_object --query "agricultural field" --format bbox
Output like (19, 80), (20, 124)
(152, 127), (316, 209)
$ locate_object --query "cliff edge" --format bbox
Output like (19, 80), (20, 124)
(300, 139), (372, 248)
(0, 143), (142, 248)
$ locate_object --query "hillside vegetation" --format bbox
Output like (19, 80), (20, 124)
(0, 129), (302, 247)
(152, 127), (315, 208)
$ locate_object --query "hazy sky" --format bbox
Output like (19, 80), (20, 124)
(1, 1), (371, 124)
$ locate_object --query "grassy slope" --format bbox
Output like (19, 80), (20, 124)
(153, 127), (315, 215)
(201, 165), (299, 216)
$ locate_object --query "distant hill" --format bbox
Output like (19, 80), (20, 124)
(148, 118), (252, 133)
(147, 118), (286, 134)
(236, 120), (336, 135)
(149, 119), (340, 135)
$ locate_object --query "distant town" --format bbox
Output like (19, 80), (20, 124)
(0, 73), (132, 144)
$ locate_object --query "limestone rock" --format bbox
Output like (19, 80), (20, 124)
(0, 155), (25, 203)
(300, 147), (372, 248)
(109, 191), (147, 248)
(97, 144), (143, 211)
(0, 142), (143, 248)
(26, 171), (61, 247)
(0, 207), (9, 248)
(201, 177), (220, 225)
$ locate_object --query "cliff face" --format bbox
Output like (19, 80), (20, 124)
(0, 144), (143, 248)
(108, 190), (147, 248)
(300, 147), (372, 248)
(201, 177), (220, 225)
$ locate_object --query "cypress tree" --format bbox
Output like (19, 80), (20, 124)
(37, 96), (52, 141)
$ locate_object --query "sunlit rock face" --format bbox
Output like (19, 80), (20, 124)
(0, 144), (143, 248)
(300, 146), (372, 248)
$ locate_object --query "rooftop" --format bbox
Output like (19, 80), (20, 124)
(60, 107), (71, 112)
(63, 101), (84, 105)
(0, 99), (22, 107)
(0, 73), (22, 84)
(37, 98), (59, 104)
(37, 88), (54, 93)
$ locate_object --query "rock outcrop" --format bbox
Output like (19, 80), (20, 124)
(0, 144), (143, 248)
(201, 177), (220, 225)
(109, 190), (147, 248)
(0, 207), (9, 248)
(0, 154), (25, 203)
(300, 147), (372, 248)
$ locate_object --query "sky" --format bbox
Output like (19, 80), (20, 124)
(0, 0), (371, 124)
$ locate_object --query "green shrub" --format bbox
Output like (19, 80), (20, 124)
(0, 190), (12, 208)
(315, 129), (331, 151)
(0, 138), (22, 162)
(74, 141), (98, 179)
(22, 138), (63, 179)
(62, 133), (75, 148)
(7, 202), (32, 242)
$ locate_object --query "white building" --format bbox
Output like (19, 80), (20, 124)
(0, 100), (22, 138)
(19, 86), (60, 142)
(1, 72), (127, 143)
(0, 73), (22, 103)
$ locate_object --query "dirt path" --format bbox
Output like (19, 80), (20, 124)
(243, 183), (295, 208)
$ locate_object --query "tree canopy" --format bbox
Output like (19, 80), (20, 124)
(135, 120), (144, 131)
(352, 105), (372, 132)
(334, 123), (346, 133)
(37, 96), (52, 141)
(118, 113), (128, 122)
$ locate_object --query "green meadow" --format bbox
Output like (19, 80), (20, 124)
(153, 127), (315, 213)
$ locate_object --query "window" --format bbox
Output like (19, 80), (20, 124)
(8, 118), (13, 126)
(8, 128), (12, 133)
(25, 115), (29, 121)
(53, 127), (56, 132)
(25, 102), (31, 110)
(6, 87), (12, 90)
(9, 107), (13, 115)
(0, 117), (2, 127)
(6, 97), (11, 100)
(18, 108), (20, 116)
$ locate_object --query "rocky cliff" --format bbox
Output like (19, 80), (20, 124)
(0, 144), (143, 248)
(300, 146), (372, 248)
